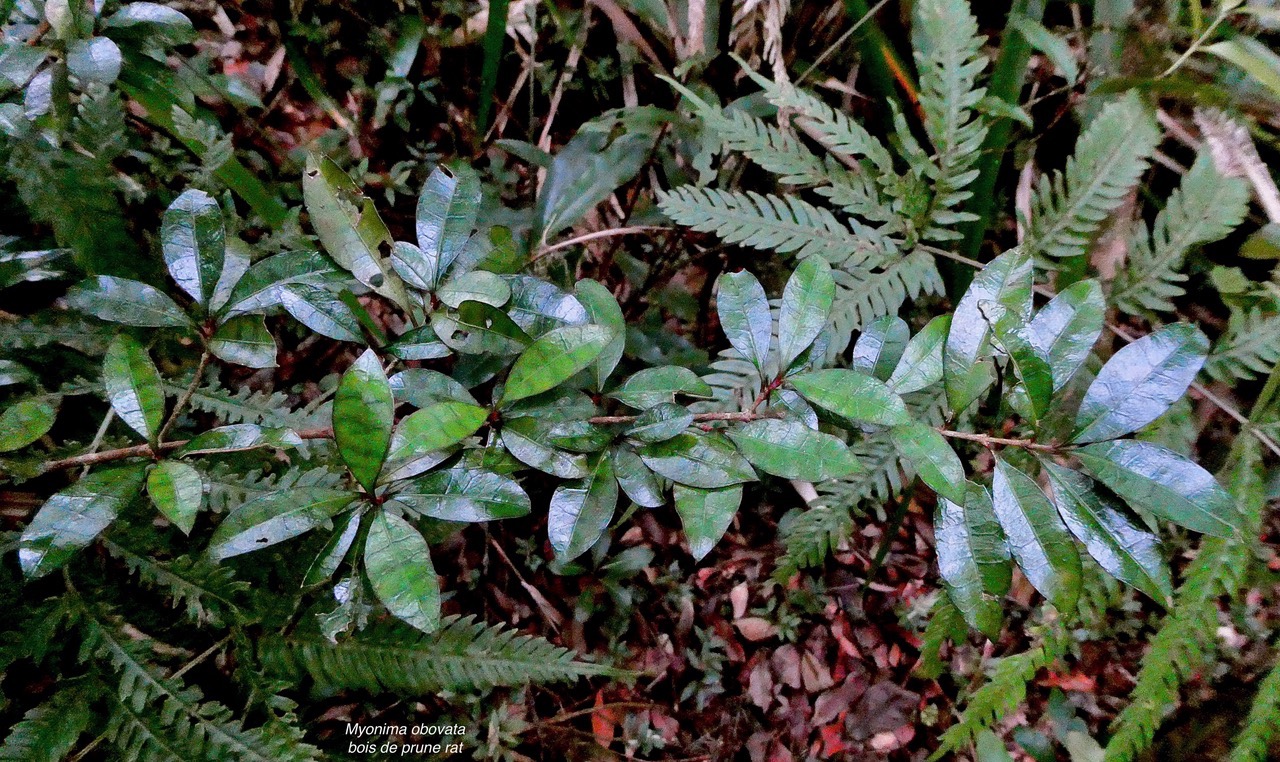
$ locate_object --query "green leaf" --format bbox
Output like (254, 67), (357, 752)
(385, 402), (487, 474)
(304, 509), (360, 587)
(674, 484), (742, 561)
(176, 424), (302, 456)
(67, 36), (122, 85)
(436, 270), (510, 311)
(0, 397), (57, 452)
(279, 283), (364, 343)
(147, 460), (204, 534)
(386, 324), (451, 361)
(66, 276), (193, 328)
(888, 315), (950, 394)
(1204, 37), (1280, 102)
(625, 402), (693, 443)
(1026, 280), (1104, 390)
(365, 510), (440, 633)
(501, 324), (611, 404)
(778, 257), (836, 369)
(890, 422), (966, 504)
(726, 418), (859, 481)
(416, 164), (481, 287)
(1009, 14), (1078, 82)
(935, 485), (1007, 638)
(303, 154), (407, 306)
(575, 279), (626, 391)
(852, 315), (910, 381)
(390, 369), (478, 408)
(716, 270), (772, 373)
(501, 417), (589, 479)
(333, 349), (394, 491)
(431, 301), (530, 356)
(945, 248), (1031, 413)
(992, 320), (1054, 426)
(548, 454), (618, 561)
(1072, 323), (1209, 444)
(611, 446), (665, 508)
(991, 458), (1082, 611)
(1074, 439), (1238, 538)
(504, 276), (590, 338)
(638, 431), (757, 488)
(207, 487), (355, 561)
(609, 366), (715, 409)
(394, 468), (531, 522)
(103, 2), (195, 44)
(19, 464), (146, 578)
(1043, 462), (1172, 603)
(221, 250), (340, 317)
(161, 189), (225, 307)
(209, 315), (277, 368)
(103, 334), (166, 444)
(789, 369), (910, 426)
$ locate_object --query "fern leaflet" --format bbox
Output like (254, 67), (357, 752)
(1228, 657), (1280, 762)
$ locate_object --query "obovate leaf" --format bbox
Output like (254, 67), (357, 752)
(611, 446), (664, 507)
(944, 249), (1031, 413)
(207, 487), (355, 561)
(67, 36), (122, 85)
(638, 432), (757, 489)
(161, 189), (225, 307)
(575, 279), (626, 391)
(0, 397), (58, 452)
(991, 458), (1082, 611)
(935, 485), (1007, 638)
(778, 257), (835, 369)
(416, 164), (481, 288)
(1027, 280), (1104, 390)
(431, 301), (530, 356)
(438, 270), (511, 309)
(220, 250), (340, 317)
(1074, 439), (1238, 538)
(625, 402), (693, 444)
(365, 510), (440, 633)
(501, 324), (611, 404)
(501, 417), (589, 479)
(1043, 461), (1172, 603)
(176, 424), (302, 456)
(103, 335), (166, 444)
(390, 369), (478, 408)
(19, 464), (147, 578)
(386, 325), (451, 361)
(609, 366), (715, 409)
(889, 423), (966, 504)
(726, 418), (859, 481)
(304, 509), (360, 588)
(504, 276), (590, 338)
(1071, 323), (1209, 444)
(852, 315), (910, 382)
(789, 369), (909, 427)
(66, 276), (193, 328)
(887, 315), (950, 394)
(674, 484), (743, 561)
(716, 270), (772, 373)
(280, 283), (364, 343)
(147, 460), (204, 534)
(333, 349), (394, 492)
(396, 468), (531, 522)
(547, 454), (618, 561)
(385, 402), (488, 474)
(209, 315), (277, 368)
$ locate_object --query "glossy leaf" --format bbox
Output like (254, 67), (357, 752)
(333, 349), (394, 491)
(777, 257), (835, 369)
(161, 189), (225, 307)
(396, 468), (531, 522)
(66, 276), (192, 328)
(1044, 462), (1173, 603)
(437, 270), (511, 309)
(547, 454), (618, 561)
(385, 402), (487, 474)
(431, 302), (530, 356)
(716, 270), (772, 373)
(208, 487), (355, 561)
(575, 279), (626, 391)
(1027, 280), (1104, 391)
(852, 315), (910, 381)
(1072, 323), (1209, 443)
(386, 324), (451, 361)
(501, 417), (589, 479)
(610, 366), (715, 409)
(611, 446), (665, 507)
(279, 283), (364, 343)
(501, 324), (611, 404)
(176, 424), (302, 456)
(991, 458), (1082, 611)
(674, 484), (743, 561)
(103, 335), (165, 444)
(365, 510), (440, 633)
(887, 315), (950, 394)
(221, 250), (340, 317)
(417, 165), (481, 287)
(945, 249), (1031, 413)
(789, 369), (910, 427)
(0, 397), (57, 452)
(726, 418), (859, 481)
(67, 36), (122, 85)
(625, 402), (693, 444)
(638, 432), (757, 488)
(147, 460), (204, 534)
(303, 509), (360, 587)
(545, 419), (612, 452)
(209, 315), (277, 368)
(390, 369), (478, 408)
(390, 241), (432, 291)
(935, 488), (1006, 638)
(504, 276), (590, 338)
(992, 321), (1054, 426)
(103, 2), (195, 44)
(19, 464), (147, 578)
(1075, 439), (1238, 538)
(890, 423), (965, 504)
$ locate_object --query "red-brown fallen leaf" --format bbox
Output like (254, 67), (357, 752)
(870, 730), (901, 752)
(735, 617), (778, 642)
(591, 690), (617, 748)
(649, 710), (678, 742)
(1038, 671), (1097, 693)
(817, 723), (849, 756)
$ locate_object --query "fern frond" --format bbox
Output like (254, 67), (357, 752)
(1025, 94), (1160, 260)
(657, 186), (889, 268)
(761, 78), (897, 180)
(1228, 658), (1280, 762)
(261, 616), (618, 693)
(0, 686), (94, 762)
(915, 593), (967, 679)
(1204, 309), (1280, 383)
(0, 312), (113, 354)
(827, 251), (945, 356)
(206, 464), (344, 513)
(105, 540), (249, 627)
(1112, 151), (1251, 314)
(775, 502), (854, 579)
(169, 377), (323, 430)
(911, 0), (988, 241)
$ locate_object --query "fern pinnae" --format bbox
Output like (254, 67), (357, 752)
(1228, 658), (1280, 761)
(0, 686), (93, 762)
(1204, 308), (1280, 383)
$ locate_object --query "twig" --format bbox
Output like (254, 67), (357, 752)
(158, 351), (211, 443)
(529, 226), (670, 265)
(487, 536), (565, 631)
(171, 634), (233, 680)
(587, 410), (781, 425)
(37, 428), (333, 474)
(936, 428), (1058, 452)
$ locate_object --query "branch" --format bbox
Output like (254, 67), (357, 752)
(37, 428), (333, 474)
(586, 410), (780, 425)
(936, 428), (1058, 452)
